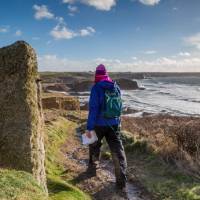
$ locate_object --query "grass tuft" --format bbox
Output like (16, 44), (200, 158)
(0, 169), (47, 200)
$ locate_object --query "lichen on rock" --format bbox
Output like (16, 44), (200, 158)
(0, 41), (47, 192)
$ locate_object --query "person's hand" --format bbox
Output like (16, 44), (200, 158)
(85, 130), (92, 138)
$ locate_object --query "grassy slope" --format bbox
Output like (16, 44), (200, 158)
(45, 116), (91, 200)
(0, 169), (47, 200)
(122, 132), (200, 200)
(0, 114), (90, 200)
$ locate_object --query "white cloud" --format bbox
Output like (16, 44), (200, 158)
(79, 26), (95, 36)
(38, 54), (93, 71)
(15, 30), (22, 36)
(46, 40), (52, 45)
(32, 3), (96, 40)
(68, 5), (78, 16)
(178, 52), (190, 57)
(0, 26), (9, 33)
(50, 25), (76, 40)
(0, 28), (8, 33)
(63, 0), (116, 11)
(32, 37), (40, 40)
(68, 5), (78, 12)
(138, 0), (160, 6)
(143, 50), (157, 54)
(55, 17), (65, 23)
(63, 0), (75, 3)
(132, 57), (138, 60)
(184, 33), (200, 50)
(38, 54), (200, 72)
(82, 0), (116, 11)
(33, 5), (54, 20)
(50, 24), (95, 40)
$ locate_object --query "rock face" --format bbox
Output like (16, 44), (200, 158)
(70, 80), (94, 92)
(43, 83), (70, 93)
(80, 102), (89, 111)
(122, 107), (139, 115)
(116, 78), (139, 90)
(68, 79), (139, 91)
(42, 95), (80, 111)
(0, 41), (47, 192)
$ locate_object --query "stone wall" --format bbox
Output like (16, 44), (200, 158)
(0, 41), (47, 192)
(42, 95), (80, 111)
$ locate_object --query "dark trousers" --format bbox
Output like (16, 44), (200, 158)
(89, 125), (127, 187)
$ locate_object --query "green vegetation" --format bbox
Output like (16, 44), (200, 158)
(0, 169), (47, 200)
(45, 117), (91, 200)
(121, 131), (200, 200)
(131, 152), (200, 200)
(0, 116), (90, 200)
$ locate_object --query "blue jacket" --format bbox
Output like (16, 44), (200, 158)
(87, 80), (121, 131)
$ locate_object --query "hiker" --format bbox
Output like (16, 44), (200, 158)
(86, 64), (127, 194)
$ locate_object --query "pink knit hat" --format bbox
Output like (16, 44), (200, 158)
(95, 64), (108, 76)
(95, 64), (112, 83)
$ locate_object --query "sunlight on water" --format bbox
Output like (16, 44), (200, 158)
(122, 77), (200, 116)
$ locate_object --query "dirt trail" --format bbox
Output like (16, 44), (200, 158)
(61, 125), (151, 200)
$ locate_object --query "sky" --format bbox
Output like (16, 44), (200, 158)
(0, 0), (200, 72)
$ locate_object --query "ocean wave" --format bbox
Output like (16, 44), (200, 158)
(179, 98), (200, 103)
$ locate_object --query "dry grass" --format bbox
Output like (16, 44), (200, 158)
(122, 115), (200, 178)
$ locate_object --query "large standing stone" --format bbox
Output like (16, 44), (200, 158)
(0, 41), (47, 192)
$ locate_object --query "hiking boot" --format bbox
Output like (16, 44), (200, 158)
(86, 163), (97, 177)
(116, 183), (129, 199)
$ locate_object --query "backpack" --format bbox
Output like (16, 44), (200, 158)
(102, 82), (122, 119)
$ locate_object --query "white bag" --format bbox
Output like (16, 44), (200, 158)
(82, 131), (98, 145)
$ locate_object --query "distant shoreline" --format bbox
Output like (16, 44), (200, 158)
(40, 71), (200, 78)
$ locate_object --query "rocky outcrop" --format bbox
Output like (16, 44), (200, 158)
(43, 83), (70, 93)
(115, 78), (139, 90)
(70, 80), (94, 92)
(0, 41), (47, 192)
(68, 79), (139, 91)
(80, 102), (89, 111)
(42, 95), (80, 111)
(122, 107), (139, 115)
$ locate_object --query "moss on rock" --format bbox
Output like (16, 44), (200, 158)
(0, 41), (47, 191)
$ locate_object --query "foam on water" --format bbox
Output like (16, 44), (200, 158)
(76, 76), (200, 117)
(123, 77), (200, 116)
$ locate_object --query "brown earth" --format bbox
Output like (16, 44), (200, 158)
(60, 118), (152, 200)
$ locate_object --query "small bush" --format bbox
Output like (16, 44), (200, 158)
(101, 151), (112, 160)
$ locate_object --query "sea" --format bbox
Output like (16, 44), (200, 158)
(78, 76), (200, 117)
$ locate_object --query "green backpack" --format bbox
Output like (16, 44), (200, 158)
(102, 83), (122, 119)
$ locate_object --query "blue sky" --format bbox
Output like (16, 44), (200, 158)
(0, 0), (200, 72)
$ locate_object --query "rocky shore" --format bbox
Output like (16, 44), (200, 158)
(41, 72), (143, 92)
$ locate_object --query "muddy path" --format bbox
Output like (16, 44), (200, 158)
(61, 125), (151, 200)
